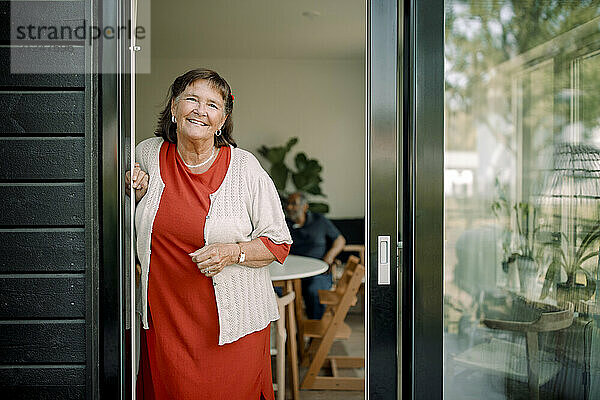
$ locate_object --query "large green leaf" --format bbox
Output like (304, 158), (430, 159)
(540, 259), (561, 300)
(292, 172), (323, 196)
(257, 146), (287, 164)
(257, 138), (298, 165)
(302, 159), (323, 175)
(303, 181), (324, 196)
(292, 153), (324, 196)
(309, 202), (329, 214)
(257, 137), (327, 209)
(269, 162), (289, 191)
(291, 170), (310, 190)
(305, 186), (324, 196)
(294, 153), (308, 171)
(576, 223), (600, 262)
(285, 137), (299, 151)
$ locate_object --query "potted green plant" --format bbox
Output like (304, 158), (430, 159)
(537, 143), (600, 305)
(492, 199), (541, 295)
(491, 179), (542, 295)
(540, 223), (600, 303)
(257, 137), (329, 213)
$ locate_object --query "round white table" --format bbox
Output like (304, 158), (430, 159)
(268, 255), (329, 400)
(269, 254), (329, 281)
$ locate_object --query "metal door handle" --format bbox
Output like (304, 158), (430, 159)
(378, 235), (390, 285)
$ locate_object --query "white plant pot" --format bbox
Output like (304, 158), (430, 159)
(516, 257), (538, 297)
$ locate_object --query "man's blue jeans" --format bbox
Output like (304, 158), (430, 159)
(301, 273), (333, 320)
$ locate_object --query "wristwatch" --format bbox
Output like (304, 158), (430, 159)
(237, 244), (246, 264)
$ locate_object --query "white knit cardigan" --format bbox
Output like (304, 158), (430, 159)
(134, 137), (292, 345)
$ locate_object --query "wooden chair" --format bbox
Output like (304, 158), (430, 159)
(301, 256), (360, 365)
(300, 256), (365, 391)
(271, 291), (295, 400)
(343, 244), (365, 266)
(331, 244), (365, 285)
(453, 301), (574, 400)
(295, 261), (348, 365)
(326, 255), (361, 299)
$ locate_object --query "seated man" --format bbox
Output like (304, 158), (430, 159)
(285, 192), (346, 319)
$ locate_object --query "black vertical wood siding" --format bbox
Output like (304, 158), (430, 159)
(0, 0), (94, 398)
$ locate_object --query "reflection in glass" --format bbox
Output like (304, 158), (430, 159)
(122, 106), (134, 399)
(444, 1), (600, 399)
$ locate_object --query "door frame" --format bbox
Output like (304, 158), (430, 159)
(399, 0), (444, 398)
(403, 0), (444, 398)
(403, 0), (444, 399)
(100, 0), (134, 397)
(366, 0), (399, 398)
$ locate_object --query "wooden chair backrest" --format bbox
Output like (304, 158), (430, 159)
(483, 302), (574, 333)
(334, 255), (360, 296)
(331, 260), (364, 317)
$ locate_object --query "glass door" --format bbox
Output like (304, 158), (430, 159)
(405, 1), (600, 399)
(123, 1), (372, 399)
(99, 0), (135, 396)
(113, 0), (404, 398)
(443, 2), (600, 398)
(101, 0), (140, 397)
(123, 0), (138, 396)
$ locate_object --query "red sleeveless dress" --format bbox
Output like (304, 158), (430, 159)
(136, 142), (289, 400)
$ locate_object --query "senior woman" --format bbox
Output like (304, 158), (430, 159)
(129, 68), (292, 399)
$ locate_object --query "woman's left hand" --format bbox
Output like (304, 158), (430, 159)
(189, 243), (239, 277)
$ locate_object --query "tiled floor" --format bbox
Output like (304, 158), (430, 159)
(280, 311), (365, 400)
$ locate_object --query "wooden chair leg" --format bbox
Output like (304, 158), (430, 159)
(525, 332), (540, 400)
(301, 323), (337, 389)
(301, 338), (319, 367)
(293, 278), (304, 359)
(301, 331), (365, 391)
(275, 304), (286, 400)
(285, 281), (300, 400)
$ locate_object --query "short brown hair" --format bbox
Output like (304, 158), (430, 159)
(154, 68), (236, 147)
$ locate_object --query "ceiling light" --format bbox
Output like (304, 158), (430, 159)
(302, 10), (321, 19)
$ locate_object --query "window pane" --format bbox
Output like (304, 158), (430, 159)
(444, 2), (600, 399)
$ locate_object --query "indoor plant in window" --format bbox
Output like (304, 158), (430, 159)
(538, 144), (600, 306)
(492, 185), (542, 296)
(257, 137), (329, 213)
(540, 223), (600, 305)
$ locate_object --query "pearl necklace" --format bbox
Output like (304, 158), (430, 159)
(178, 146), (216, 168)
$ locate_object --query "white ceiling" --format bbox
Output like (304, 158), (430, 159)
(149, 0), (366, 59)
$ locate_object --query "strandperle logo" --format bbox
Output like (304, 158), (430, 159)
(14, 20), (146, 46)
(10, 2), (151, 74)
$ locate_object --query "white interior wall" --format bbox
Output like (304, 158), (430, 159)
(136, 57), (365, 218)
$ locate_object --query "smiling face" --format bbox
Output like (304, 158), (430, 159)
(171, 79), (228, 143)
